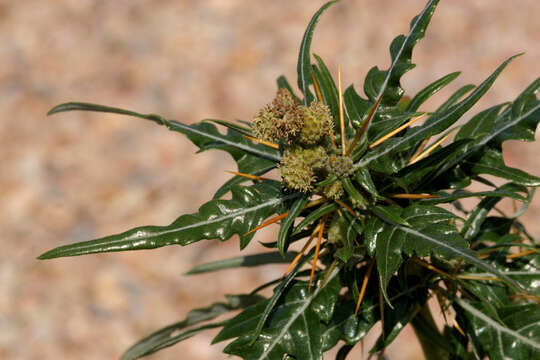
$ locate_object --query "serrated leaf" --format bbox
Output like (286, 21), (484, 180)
(48, 102), (281, 163)
(468, 148), (540, 187)
(121, 294), (263, 360)
(456, 299), (540, 360)
(363, 0), (439, 122)
(356, 54), (522, 172)
(39, 182), (294, 259)
(216, 267), (341, 360)
(297, 1), (339, 106)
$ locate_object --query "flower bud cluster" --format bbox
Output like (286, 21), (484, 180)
(252, 89), (353, 197)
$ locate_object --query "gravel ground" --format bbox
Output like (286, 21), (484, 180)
(1, 1), (539, 359)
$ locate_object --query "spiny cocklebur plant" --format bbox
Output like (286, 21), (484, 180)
(38, 0), (540, 359)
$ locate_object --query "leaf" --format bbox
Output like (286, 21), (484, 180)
(245, 248), (318, 346)
(297, 1), (339, 106)
(456, 299), (540, 360)
(430, 80), (539, 183)
(48, 102), (281, 162)
(121, 294), (264, 360)
(278, 195), (310, 255)
(277, 75), (299, 101)
(435, 84), (475, 113)
(213, 163), (277, 199)
(185, 251), (297, 275)
(406, 71), (461, 112)
(468, 148), (540, 187)
(363, 0), (439, 114)
(356, 54), (522, 172)
(292, 202), (338, 236)
(455, 104), (506, 141)
(312, 54), (340, 124)
(216, 267), (342, 360)
(38, 182), (294, 259)
(371, 204), (523, 297)
(370, 204), (464, 303)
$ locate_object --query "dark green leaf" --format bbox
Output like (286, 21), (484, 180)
(356, 54), (522, 172)
(48, 102), (281, 162)
(435, 84), (475, 113)
(39, 182), (294, 258)
(278, 195), (310, 255)
(121, 294), (263, 360)
(456, 299), (540, 360)
(217, 267), (341, 360)
(297, 1), (339, 106)
(406, 71), (461, 112)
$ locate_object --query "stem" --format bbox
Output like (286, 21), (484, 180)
(411, 303), (449, 360)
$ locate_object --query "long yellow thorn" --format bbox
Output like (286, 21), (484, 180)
(320, 259), (338, 287)
(335, 199), (357, 218)
(391, 193), (439, 199)
(338, 65), (346, 156)
(282, 224), (321, 278)
(451, 315), (466, 337)
(243, 135), (279, 149)
(368, 114), (426, 149)
(457, 275), (503, 282)
(243, 199), (325, 236)
(226, 170), (271, 182)
(507, 249), (536, 259)
(408, 129), (456, 165)
(312, 72), (324, 104)
(411, 257), (455, 280)
(309, 216), (328, 291)
(355, 256), (376, 315)
(409, 137), (430, 163)
(346, 94), (383, 156)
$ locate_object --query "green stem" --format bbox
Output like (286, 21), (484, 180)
(411, 303), (449, 360)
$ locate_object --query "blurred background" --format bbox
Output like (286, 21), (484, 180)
(1, 0), (539, 359)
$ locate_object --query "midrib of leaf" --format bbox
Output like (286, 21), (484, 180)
(456, 298), (540, 351)
(298, 0), (339, 106)
(478, 101), (540, 147)
(365, 0), (439, 131)
(355, 54), (521, 170)
(431, 101), (540, 180)
(255, 265), (341, 360)
(39, 193), (298, 258)
(396, 225), (522, 292)
(166, 120), (281, 162)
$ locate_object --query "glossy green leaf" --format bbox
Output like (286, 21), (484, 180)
(216, 267), (341, 360)
(469, 148), (540, 187)
(39, 182), (294, 258)
(312, 54), (340, 125)
(278, 195), (310, 255)
(406, 71), (461, 112)
(363, 0), (439, 107)
(435, 84), (475, 113)
(297, 1), (339, 106)
(121, 294), (263, 360)
(456, 299), (540, 360)
(356, 54), (521, 172)
(371, 204), (464, 303)
(48, 102), (281, 163)
(292, 202), (338, 236)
